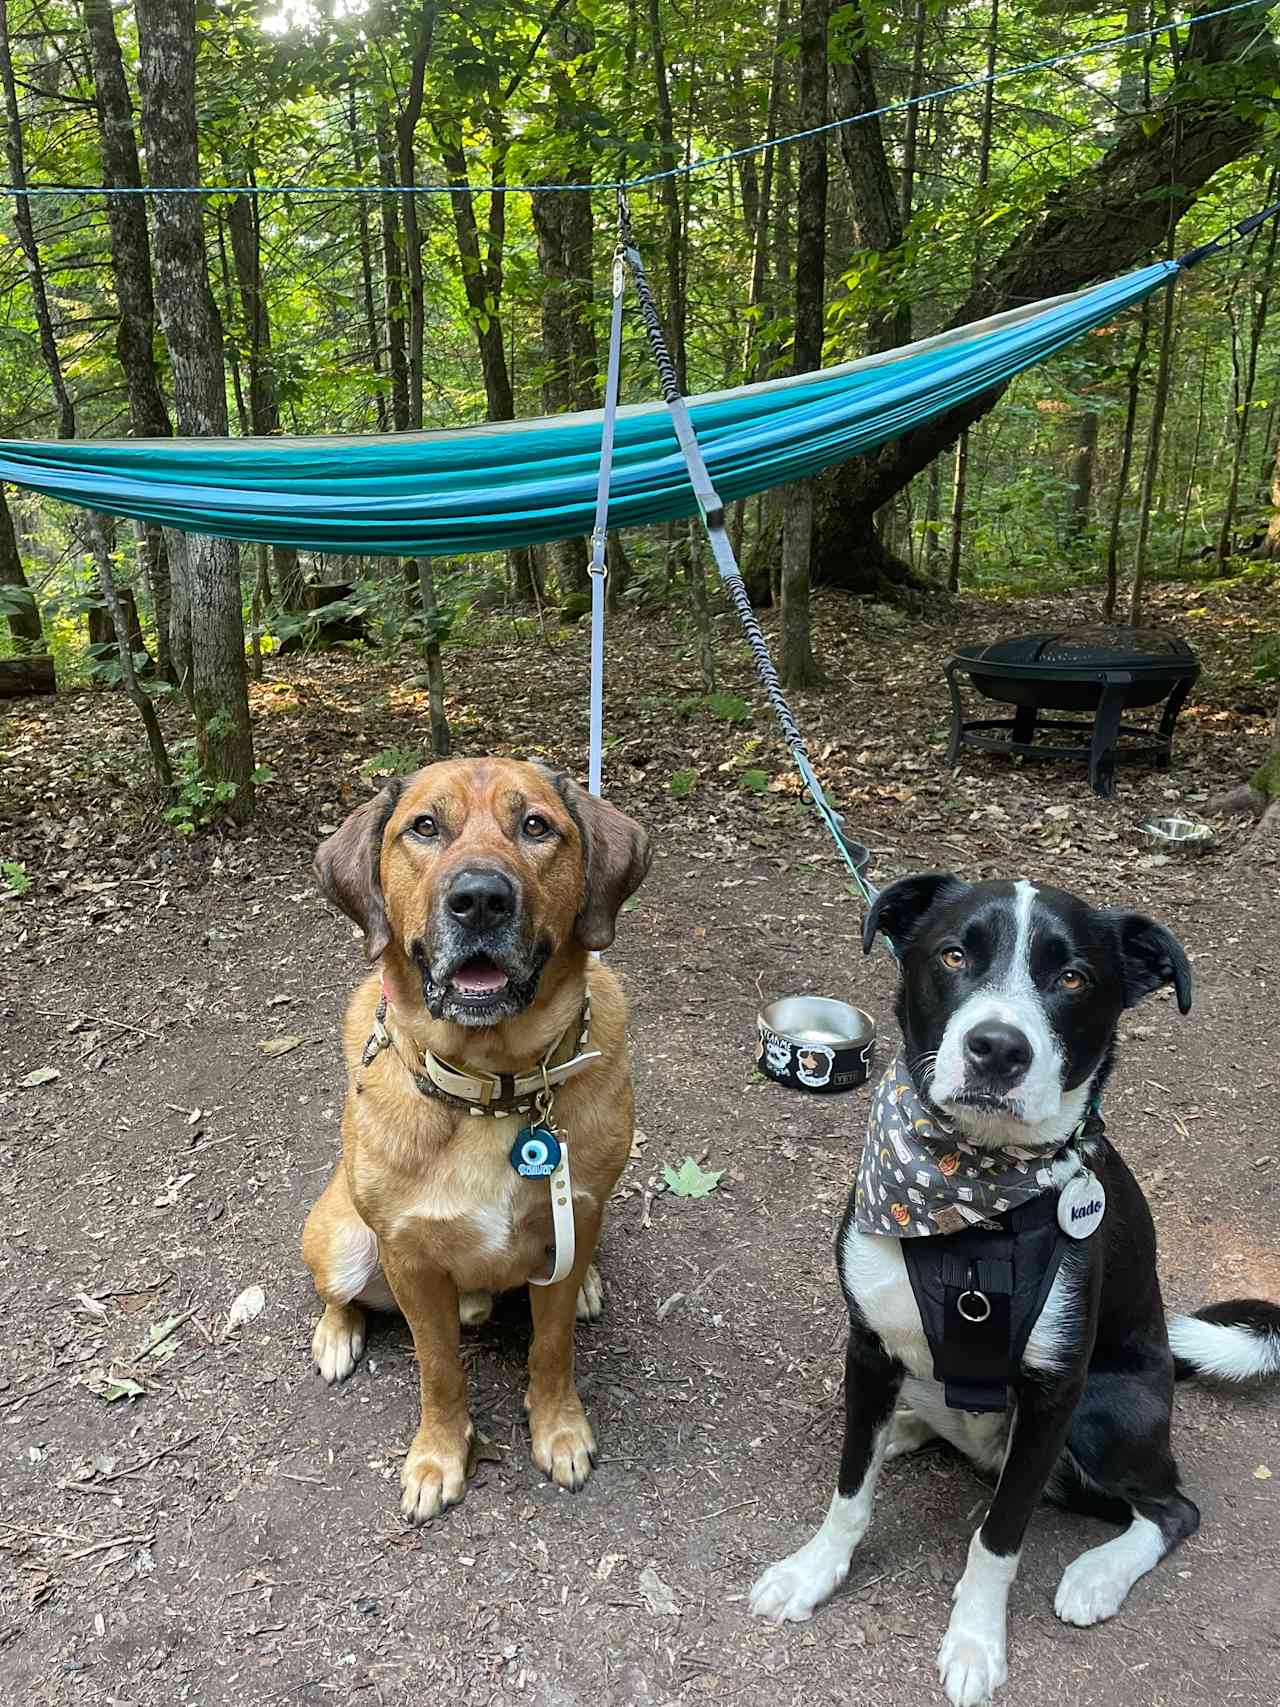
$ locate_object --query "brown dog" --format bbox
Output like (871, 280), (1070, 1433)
(301, 758), (650, 1523)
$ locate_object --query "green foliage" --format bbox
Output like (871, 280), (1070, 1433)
(0, 584), (36, 621)
(1255, 635), (1280, 683)
(2, 859), (31, 896)
(361, 744), (424, 777)
(163, 742), (238, 834)
(677, 691), (751, 724)
(668, 767), (698, 798)
(739, 767), (769, 794)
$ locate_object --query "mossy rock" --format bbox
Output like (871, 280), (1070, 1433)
(1250, 748), (1280, 800)
(559, 591), (591, 624)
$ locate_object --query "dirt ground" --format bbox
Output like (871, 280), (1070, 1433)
(1, 583), (1277, 1707)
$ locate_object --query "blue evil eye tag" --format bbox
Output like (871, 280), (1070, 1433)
(511, 1126), (562, 1178)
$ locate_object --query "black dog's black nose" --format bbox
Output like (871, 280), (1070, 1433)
(963, 1021), (1032, 1084)
(445, 868), (515, 932)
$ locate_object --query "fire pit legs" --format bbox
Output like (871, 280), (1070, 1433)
(1154, 672), (1194, 769)
(1087, 677), (1129, 798)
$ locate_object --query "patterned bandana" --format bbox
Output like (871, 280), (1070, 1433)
(854, 1056), (1070, 1238)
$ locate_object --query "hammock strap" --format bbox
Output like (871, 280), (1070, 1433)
(586, 238), (627, 799)
(617, 192), (876, 906)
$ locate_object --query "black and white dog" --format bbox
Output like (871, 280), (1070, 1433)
(750, 875), (1280, 1706)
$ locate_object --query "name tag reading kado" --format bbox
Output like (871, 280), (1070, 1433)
(1058, 1171), (1106, 1239)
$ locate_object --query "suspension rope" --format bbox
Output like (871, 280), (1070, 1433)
(616, 191), (877, 909)
(2, 0), (1268, 202)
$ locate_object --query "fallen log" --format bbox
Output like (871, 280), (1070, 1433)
(0, 653), (55, 697)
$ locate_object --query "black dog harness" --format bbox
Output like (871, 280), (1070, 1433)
(901, 1192), (1070, 1412)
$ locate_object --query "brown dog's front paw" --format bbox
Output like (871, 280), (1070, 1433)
(400, 1427), (471, 1524)
(528, 1399), (597, 1492)
(312, 1302), (366, 1384)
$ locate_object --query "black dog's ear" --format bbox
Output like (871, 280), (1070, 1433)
(313, 780), (403, 961)
(1112, 911), (1193, 1014)
(541, 768), (652, 951)
(862, 872), (970, 956)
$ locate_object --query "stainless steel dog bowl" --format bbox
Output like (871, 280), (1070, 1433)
(757, 996), (876, 1095)
(1138, 816), (1214, 855)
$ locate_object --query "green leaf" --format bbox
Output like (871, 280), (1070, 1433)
(662, 1156), (723, 1198)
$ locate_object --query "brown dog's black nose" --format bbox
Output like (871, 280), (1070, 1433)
(445, 868), (515, 933)
(963, 1021), (1032, 1085)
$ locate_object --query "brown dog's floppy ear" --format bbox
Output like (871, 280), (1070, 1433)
(313, 781), (403, 961)
(862, 872), (969, 956)
(1111, 911), (1193, 1014)
(547, 773), (651, 951)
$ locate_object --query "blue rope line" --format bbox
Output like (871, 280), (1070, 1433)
(2, 0), (1266, 201)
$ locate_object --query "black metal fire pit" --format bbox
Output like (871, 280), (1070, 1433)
(944, 626), (1199, 798)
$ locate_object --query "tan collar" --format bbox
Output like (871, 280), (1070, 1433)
(362, 989), (599, 1116)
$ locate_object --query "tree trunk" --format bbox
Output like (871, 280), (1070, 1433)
(416, 557), (451, 758)
(226, 188), (304, 608)
(395, 8), (437, 435)
(0, 0), (74, 441)
(1066, 406), (1100, 541)
(1128, 278), (1178, 626)
(812, 2), (1278, 590)
(0, 485), (44, 651)
(135, 0), (254, 821)
(831, 9), (910, 355)
(1210, 695), (1280, 825)
(1216, 176), (1280, 564)
(646, 0), (687, 392)
(81, 0), (175, 681)
(1267, 426), (1280, 559)
(1103, 303), (1150, 618)
(347, 86), (387, 431)
(7, 0), (170, 772)
(434, 124), (537, 602)
(924, 457), (941, 574)
(944, 0), (999, 595)
(88, 579), (150, 671)
(1175, 324), (1212, 573)
(742, 0), (788, 383)
(780, 0), (827, 688)
(530, 181), (597, 598)
(947, 435), (968, 593)
(900, 0), (928, 225)
(87, 515), (171, 790)
(376, 118), (411, 435)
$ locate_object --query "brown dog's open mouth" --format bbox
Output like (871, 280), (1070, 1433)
(448, 955), (511, 998)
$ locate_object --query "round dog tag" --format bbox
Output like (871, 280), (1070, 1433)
(511, 1126), (562, 1179)
(1057, 1170), (1106, 1239)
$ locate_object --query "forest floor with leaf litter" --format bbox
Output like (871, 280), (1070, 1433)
(1, 583), (1277, 1707)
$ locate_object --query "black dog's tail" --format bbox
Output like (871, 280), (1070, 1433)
(1168, 1300), (1280, 1383)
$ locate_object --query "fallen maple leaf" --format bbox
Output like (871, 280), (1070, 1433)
(662, 1157), (723, 1198)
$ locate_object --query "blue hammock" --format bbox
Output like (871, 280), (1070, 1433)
(0, 261), (1175, 557)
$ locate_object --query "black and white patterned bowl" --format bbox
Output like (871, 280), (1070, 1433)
(757, 996), (876, 1095)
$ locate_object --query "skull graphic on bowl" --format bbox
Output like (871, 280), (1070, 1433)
(762, 1033), (793, 1076)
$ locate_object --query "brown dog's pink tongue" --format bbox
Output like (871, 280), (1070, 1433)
(451, 956), (510, 994)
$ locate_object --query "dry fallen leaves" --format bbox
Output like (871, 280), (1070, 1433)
(637, 1565), (679, 1616)
(227, 1284), (266, 1330)
(18, 1067), (60, 1088)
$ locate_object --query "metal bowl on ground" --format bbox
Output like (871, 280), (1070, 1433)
(1138, 816), (1215, 856)
(757, 996), (876, 1095)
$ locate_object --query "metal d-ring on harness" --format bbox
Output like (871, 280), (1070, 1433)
(594, 190), (877, 913)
